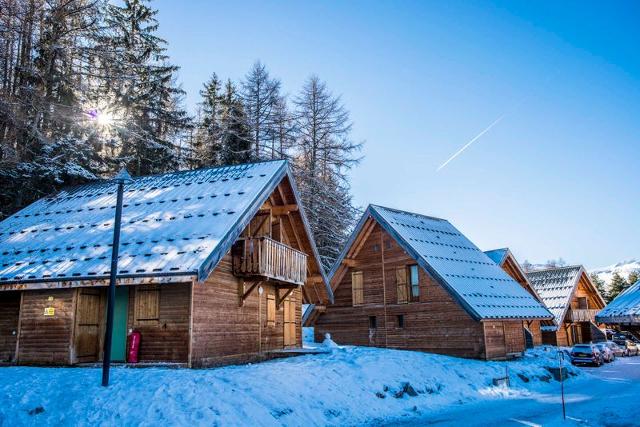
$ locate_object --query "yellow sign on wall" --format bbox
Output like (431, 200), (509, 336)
(44, 307), (55, 316)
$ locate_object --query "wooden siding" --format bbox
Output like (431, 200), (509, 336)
(496, 255), (543, 347)
(482, 321), (526, 360)
(17, 289), (76, 365)
(0, 291), (20, 362)
(191, 253), (302, 367)
(127, 283), (191, 363)
(316, 223), (486, 359)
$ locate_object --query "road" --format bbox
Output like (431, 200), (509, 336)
(382, 356), (640, 426)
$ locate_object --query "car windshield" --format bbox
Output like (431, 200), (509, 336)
(573, 345), (592, 351)
(606, 342), (618, 348)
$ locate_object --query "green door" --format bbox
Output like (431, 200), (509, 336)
(111, 286), (129, 362)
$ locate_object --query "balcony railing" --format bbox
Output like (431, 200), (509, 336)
(233, 237), (307, 286)
(567, 308), (599, 322)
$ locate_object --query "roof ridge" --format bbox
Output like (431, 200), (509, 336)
(526, 264), (583, 274)
(369, 204), (447, 222)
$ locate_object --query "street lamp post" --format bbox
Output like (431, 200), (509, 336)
(102, 168), (132, 387)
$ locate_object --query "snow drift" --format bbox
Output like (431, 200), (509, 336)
(0, 344), (580, 427)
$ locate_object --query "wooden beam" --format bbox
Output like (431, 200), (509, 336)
(342, 258), (357, 267)
(259, 204), (298, 216)
(277, 287), (296, 308)
(239, 280), (261, 307)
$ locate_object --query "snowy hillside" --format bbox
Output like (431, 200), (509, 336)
(590, 259), (640, 291)
(0, 342), (580, 427)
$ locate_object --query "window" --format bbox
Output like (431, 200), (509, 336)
(369, 316), (377, 329)
(577, 297), (588, 309)
(409, 264), (420, 301)
(396, 267), (409, 304)
(352, 271), (364, 306)
(135, 285), (159, 323)
(267, 294), (276, 326)
(397, 314), (405, 329)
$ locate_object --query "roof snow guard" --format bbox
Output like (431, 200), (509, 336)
(526, 265), (584, 325)
(0, 160), (329, 295)
(596, 280), (640, 324)
(331, 205), (553, 321)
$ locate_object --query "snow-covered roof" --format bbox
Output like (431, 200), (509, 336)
(596, 280), (640, 324)
(0, 161), (329, 297)
(526, 265), (590, 325)
(330, 205), (553, 321)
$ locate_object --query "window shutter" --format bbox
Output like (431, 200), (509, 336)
(396, 267), (408, 304)
(135, 285), (160, 322)
(267, 294), (276, 326)
(352, 271), (364, 305)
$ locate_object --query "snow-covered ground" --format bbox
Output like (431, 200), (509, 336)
(1, 335), (638, 426)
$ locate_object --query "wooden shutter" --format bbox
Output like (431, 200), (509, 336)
(396, 267), (408, 304)
(267, 294), (276, 326)
(135, 285), (160, 323)
(352, 271), (364, 306)
(283, 295), (296, 347)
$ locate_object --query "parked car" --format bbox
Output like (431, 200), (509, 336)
(613, 335), (639, 356)
(570, 344), (604, 366)
(604, 341), (625, 358)
(595, 343), (615, 362)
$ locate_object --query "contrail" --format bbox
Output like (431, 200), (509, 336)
(437, 113), (507, 172)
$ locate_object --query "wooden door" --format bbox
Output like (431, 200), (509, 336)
(0, 292), (21, 362)
(283, 295), (296, 347)
(74, 288), (103, 363)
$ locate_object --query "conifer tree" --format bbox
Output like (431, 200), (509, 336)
(220, 80), (252, 165)
(99, 0), (190, 175)
(241, 61), (281, 160)
(608, 272), (629, 302)
(590, 273), (608, 302)
(191, 73), (223, 167)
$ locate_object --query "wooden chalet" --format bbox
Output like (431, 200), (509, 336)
(484, 248), (555, 347)
(596, 280), (640, 336)
(314, 205), (553, 360)
(526, 266), (606, 346)
(0, 160), (331, 367)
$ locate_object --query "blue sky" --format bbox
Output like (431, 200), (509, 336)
(156, 0), (639, 269)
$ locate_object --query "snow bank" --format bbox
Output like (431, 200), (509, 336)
(0, 346), (581, 427)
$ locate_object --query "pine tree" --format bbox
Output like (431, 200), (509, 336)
(240, 61), (281, 160)
(590, 273), (608, 302)
(191, 73), (223, 167)
(628, 270), (639, 287)
(220, 80), (252, 165)
(292, 75), (362, 269)
(608, 272), (629, 302)
(99, 0), (190, 176)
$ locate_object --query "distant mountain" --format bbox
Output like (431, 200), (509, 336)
(590, 259), (640, 292)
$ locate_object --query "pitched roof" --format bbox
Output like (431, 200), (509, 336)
(526, 265), (605, 326)
(596, 280), (640, 324)
(330, 205), (553, 321)
(484, 248), (509, 266)
(0, 160), (330, 299)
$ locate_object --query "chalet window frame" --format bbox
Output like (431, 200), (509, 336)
(352, 271), (364, 306)
(134, 285), (160, 324)
(577, 296), (589, 309)
(409, 264), (420, 302)
(369, 315), (377, 329)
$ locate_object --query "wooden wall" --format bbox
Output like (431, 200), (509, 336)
(17, 289), (76, 365)
(525, 319), (543, 346)
(191, 253), (302, 367)
(0, 291), (20, 362)
(315, 223), (486, 359)
(127, 283), (191, 363)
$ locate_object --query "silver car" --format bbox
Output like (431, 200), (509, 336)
(595, 343), (615, 362)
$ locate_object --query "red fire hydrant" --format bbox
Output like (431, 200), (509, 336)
(127, 330), (141, 363)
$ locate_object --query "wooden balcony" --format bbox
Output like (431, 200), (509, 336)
(567, 308), (599, 323)
(232, 237), (307, 286)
